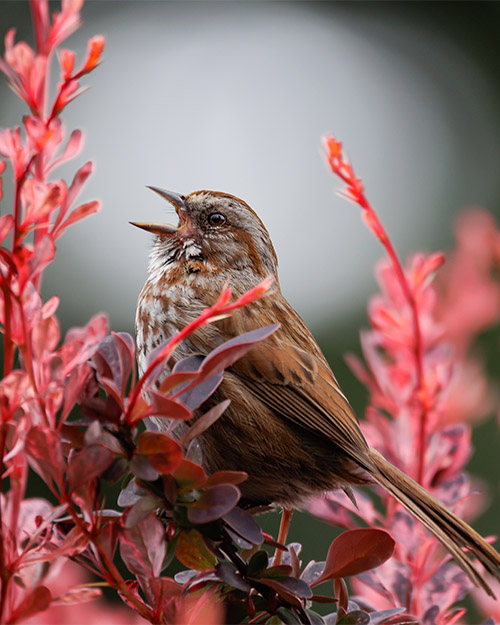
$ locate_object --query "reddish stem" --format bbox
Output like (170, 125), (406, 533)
(64, 502), (154, 622)
(0, 426), (8, 623)
(326, 142), (428, 484)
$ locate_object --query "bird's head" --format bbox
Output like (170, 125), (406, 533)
(132, 187), (278, 278)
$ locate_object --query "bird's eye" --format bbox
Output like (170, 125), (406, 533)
(207, 212), (227, 227)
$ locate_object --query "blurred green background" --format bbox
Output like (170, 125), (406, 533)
(2, 1), (500, 620)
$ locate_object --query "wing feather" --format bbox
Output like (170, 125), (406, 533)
(230, 335), (372, 468)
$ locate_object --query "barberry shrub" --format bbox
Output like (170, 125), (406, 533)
(0, 3), (498, 625)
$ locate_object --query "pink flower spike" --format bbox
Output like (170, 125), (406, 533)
(323, 134), (342, 161)
(47, 1), (83, 51)
(78, 35), (105, 75)
(59, 48), (75, 79)
(0, 127), (31, 180)
(48, 129), (83, 172)
(0, 160), (5, 201)
(30, 0), (50, 53)
(52, 79), (82, 116)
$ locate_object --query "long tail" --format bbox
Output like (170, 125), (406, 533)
(367, 448), (500, 597)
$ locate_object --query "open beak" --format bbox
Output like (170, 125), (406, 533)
(130, 187), (187, 236)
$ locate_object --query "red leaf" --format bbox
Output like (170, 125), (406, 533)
(158, 370), (199, 394)
(68, 444), (114, 492)
(52, 586), (102, 605)
(139, 390), (192, 422)
(172, 459), (207, 491)
(9, 586), (52, 622)
(205, 471), (247, 488)
(48, 128), (82, 171)
(313, 528), (395, 585)
(61, 363), (91, 421)
(120, 512), (166, 578)
(181, 400), (230, 445)
(136, 432), (182, 474)
(0, 214), (13, 245)
(177, 325), (279, 397)
(188, 484), (240, 524)
(223, 507), (263, 546)
(25, 427), (65, 488)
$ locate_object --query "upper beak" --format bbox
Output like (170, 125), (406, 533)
(130, 187), (187, 236)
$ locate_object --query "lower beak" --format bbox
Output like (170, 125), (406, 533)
(130, 187), (187, 236)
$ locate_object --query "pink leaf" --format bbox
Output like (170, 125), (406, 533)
(181, 400), (230, 445)
(176, 324), (279, 397)
(120, 512), (166, 578)
(136, 432), (183, 474)
(48, 128), (82, 171)
(136, 391), (192, 423)
(9, 586), (52, 622)
(25, 427), (65, 489)
(58, 199), (100, 234)
(68, 444), (114, 491)
(188, 484), (240, 524)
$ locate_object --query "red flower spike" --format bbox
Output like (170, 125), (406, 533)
(78, 35), (105, 75)
(59, 48), (75, 79)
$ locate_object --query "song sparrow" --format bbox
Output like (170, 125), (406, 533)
(133, 187), (500, 595)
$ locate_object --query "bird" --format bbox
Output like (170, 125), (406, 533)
(132, 186), (500, 596)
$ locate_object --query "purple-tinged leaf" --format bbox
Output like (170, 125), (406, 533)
(25, 427), (65, 489)
(175, 371), (224, 411)
(112, 332), (135, 393)
(181, 400), (230, 445)
(61, 362), (91, 421)
(120, 512), (166, 578)
(261, 565), (293, 578)
(225, 526), (253, 550)
(8, 586), (52, 622)
(136, 432), (182, 474)
(100, 521), (119, 561)
(256, 576), (310, 606)
(223, 506), (263, 545)
(263, 576), (312, 599)
(125, 495), (162, 528)
(205, 470), (247, 488)
(68, 444), (114, 492)
(172, 355), (204, 374)
(301, 561), (326, 585)
(336, 611), (370, 625)
(142, 577), (183, 611)
(216, 563), (250, 592)
(159, 370), (200, 395)
(118, 479), (148, 507)
(273, 542), (302, 567)
(188, 484), (240, 524)
(368, 608), (407, 624)
(92, 335), (119, 381)
(176, 529), (217, 570)
(305, 609), (327, 625)
(172, 459), (207, 491)
(130, 454), (160, 481)
(80, 395), (121, 425)
(275, 607), (302, 625)
(51, 586), (102, 606)
(247, 551), (269, 577)
(141, 391), (192, 422)
(313, 529), (395, 585)
(175, 325), (279, 399)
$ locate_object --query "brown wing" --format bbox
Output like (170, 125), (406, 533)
(228, 310), (372, 470)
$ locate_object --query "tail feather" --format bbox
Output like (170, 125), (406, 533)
(368, 449), (500, 598)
